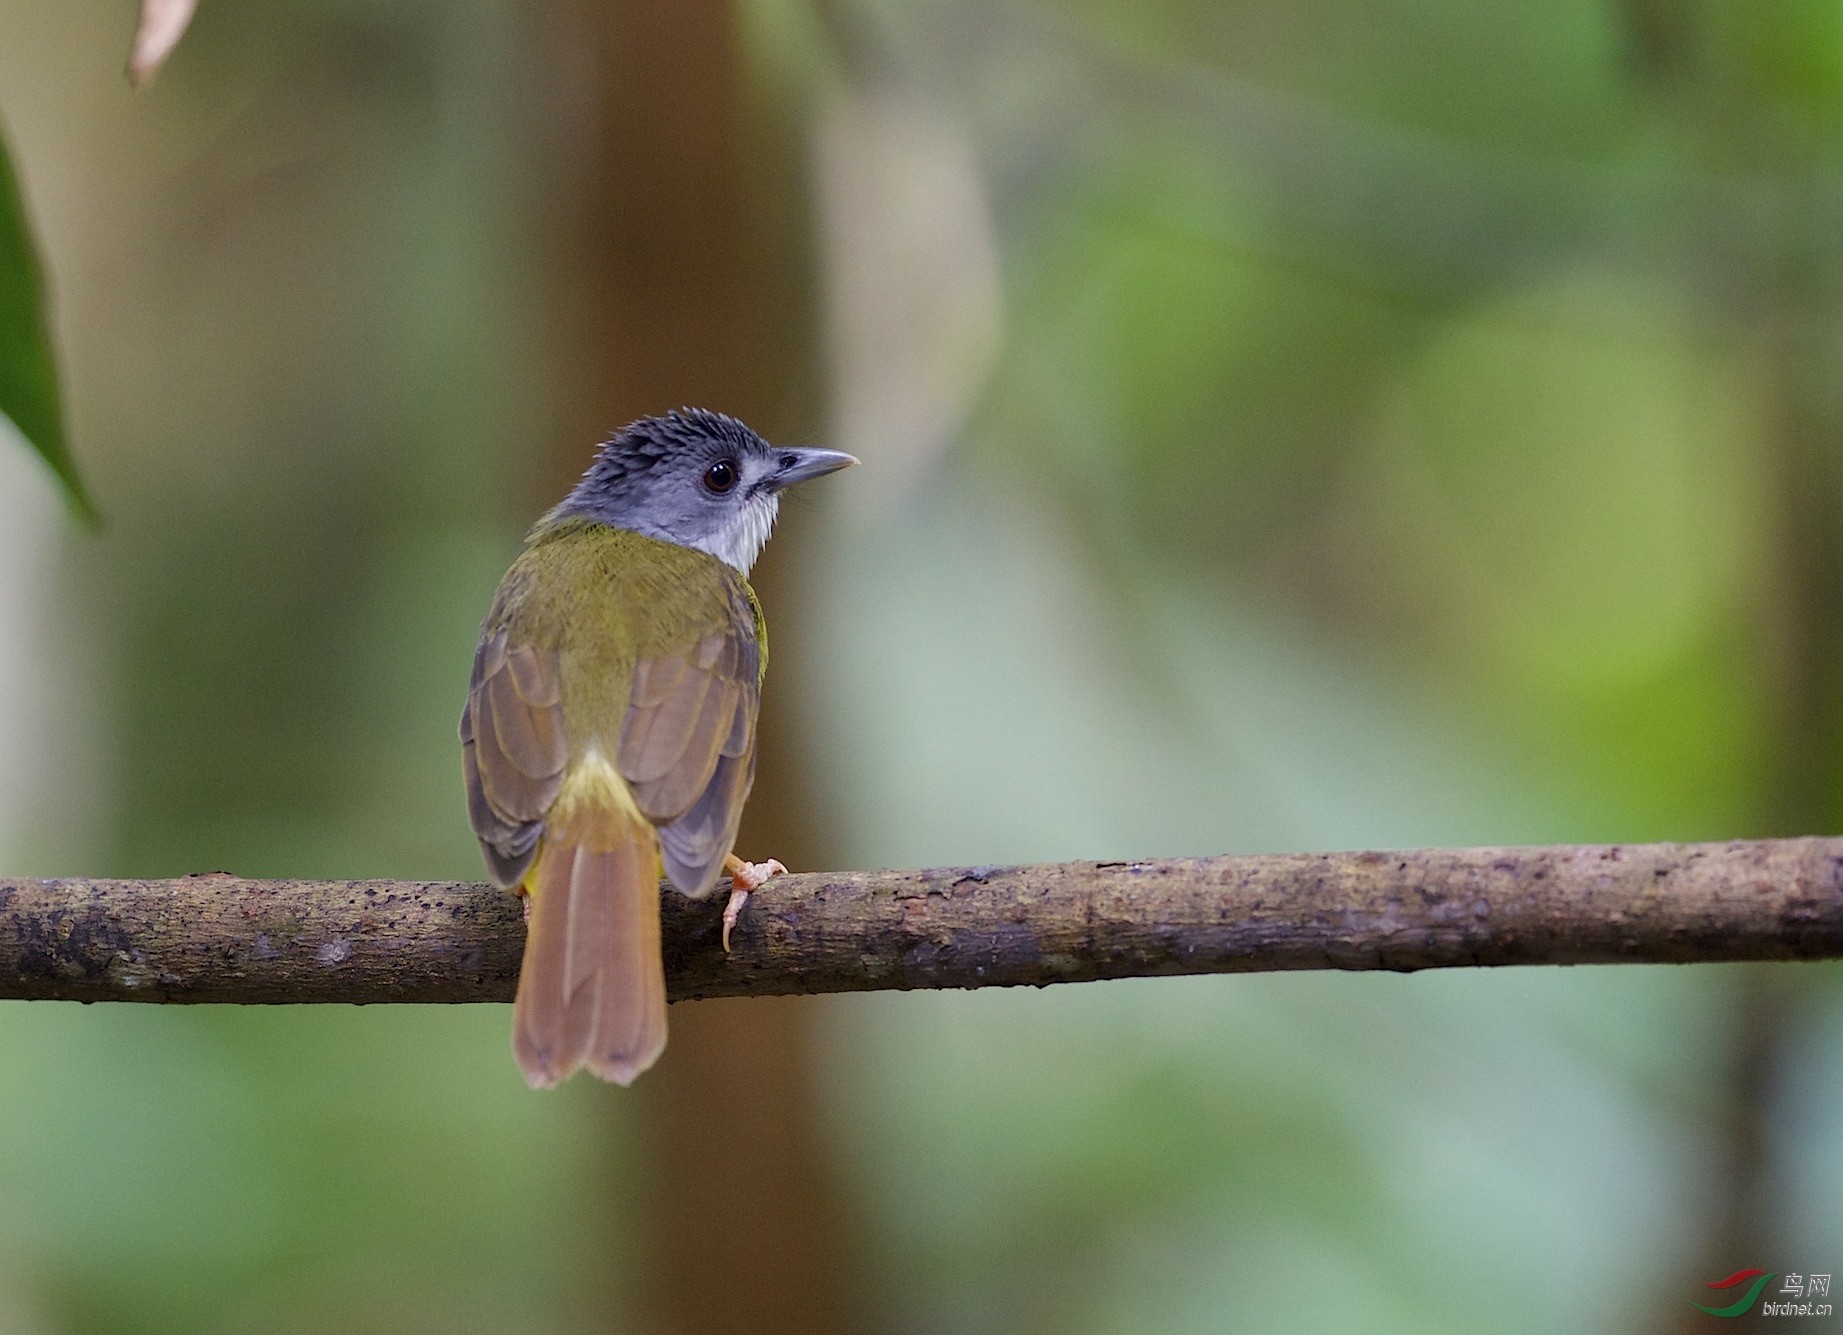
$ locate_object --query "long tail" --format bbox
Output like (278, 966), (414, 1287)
(512, 799), (667, 1089)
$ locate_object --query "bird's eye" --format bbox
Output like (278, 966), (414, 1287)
(703, 459), (738, 494)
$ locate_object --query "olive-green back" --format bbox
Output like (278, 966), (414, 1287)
(460, 520), (765, 898)
(496, 520), (763, 743)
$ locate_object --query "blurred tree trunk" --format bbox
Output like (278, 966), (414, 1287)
(541, 3), (857, 1332)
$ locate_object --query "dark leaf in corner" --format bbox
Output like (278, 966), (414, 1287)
(0, 122), (94, 524)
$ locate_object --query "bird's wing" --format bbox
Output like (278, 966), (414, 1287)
(617, 578), (761, 899)
(461, 622), (569, 889)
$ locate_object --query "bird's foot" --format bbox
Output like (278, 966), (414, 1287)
(721, 854), (787, 953)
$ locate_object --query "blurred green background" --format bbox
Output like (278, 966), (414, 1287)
(1, 0), (1841, 1331)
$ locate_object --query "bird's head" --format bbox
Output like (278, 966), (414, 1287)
(549, 408), (857, 573)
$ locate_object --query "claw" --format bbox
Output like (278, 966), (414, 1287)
(721, 888), (747, 953)
(721, 855), (787, 952)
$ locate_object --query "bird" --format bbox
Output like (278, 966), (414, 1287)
(460, 408), (857, 1087)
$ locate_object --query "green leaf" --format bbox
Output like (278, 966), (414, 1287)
(0, 120), (96, 524)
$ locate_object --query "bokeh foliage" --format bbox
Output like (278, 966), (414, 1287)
(0, 0), (1839, 1332)
(806, 0), (1843, 1329)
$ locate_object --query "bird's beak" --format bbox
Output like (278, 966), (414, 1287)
(770, 447), (859, 490)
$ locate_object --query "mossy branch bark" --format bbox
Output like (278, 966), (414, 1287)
(3, 838), (1841, 1004)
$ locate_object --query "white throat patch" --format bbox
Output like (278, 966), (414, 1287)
(693, 490), (780, 575)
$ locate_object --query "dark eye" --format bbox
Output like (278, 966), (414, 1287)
(703, 459), (738, 494)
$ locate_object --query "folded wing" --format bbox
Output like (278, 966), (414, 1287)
(460, 624), (568, 889)
(617, 581), (762, 898)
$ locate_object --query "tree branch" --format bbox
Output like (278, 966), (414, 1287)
(4, 838), (1841, 1004)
